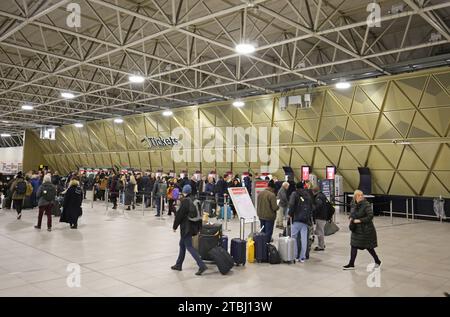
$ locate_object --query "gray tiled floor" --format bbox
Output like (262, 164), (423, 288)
(0, 197), (449, 297)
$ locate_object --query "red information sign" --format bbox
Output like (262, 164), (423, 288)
(301, 166), (310, 181)
(326, 166), (336, 180)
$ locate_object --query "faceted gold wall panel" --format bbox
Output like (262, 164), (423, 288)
(31, 67), (450, 197)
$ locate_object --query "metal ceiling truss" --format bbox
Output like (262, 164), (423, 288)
(0, 0), (449, 135)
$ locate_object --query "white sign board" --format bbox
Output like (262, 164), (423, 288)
(0, 147), (23, 174)
(227, 187), (257, 223)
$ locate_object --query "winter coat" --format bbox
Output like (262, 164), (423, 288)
(189, 180), (198, 197)
(350, 200), (378, 250)
(313, 192), (328, 221)
(256, 188), (279, 221)
(60, 185), (83, 224)
(36, 182), (57, 207)
(205, 182), (215, 197)
(243, 177), (252, 196)
(215, 179), (228, 206)
(124, 182), (135, 205)
(141, 176), (152, 194)
(173, 194), (201, 237)
(10, 178), (27, 200)
(276, 186), (289, 208)
(109, 176), (120, 198)
(288, 189), (313, 225)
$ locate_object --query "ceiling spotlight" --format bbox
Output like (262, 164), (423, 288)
(129, 75), (145, 83)
(235, 43), (256, 55)
(335, 81), (351, 89)
(114, 118), (124, 124)
(0, 133), (11, 137)
(1, 120), (9, 123)
(162, 110), (173, 116)
(21, 104), (34, 110)
(61, 92), (75, 99)
(232, 100), (245, 107)
(74, 123), (84, 128)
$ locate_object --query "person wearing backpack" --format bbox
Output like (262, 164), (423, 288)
(171, 185), (208, 276)
(288, 182), (314, 263)
(34, 174), (57, 231)
(312, 186), (328, 251)
(10, 172), (28, 219)
(109, 173), (120, 209)
(154, 178), (167, 216)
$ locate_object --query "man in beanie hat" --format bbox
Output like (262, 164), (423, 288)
(172, 184), (208, 275)
(256, 181), (279, 244)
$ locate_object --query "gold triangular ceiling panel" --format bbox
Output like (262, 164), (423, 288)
(328, 88), (354, 113)
(383, 110), (415, 138)
(323, 91), (348, 116)
(367, 146), (393, 169)
(138, 152), (150, 169)
(434, 171), (450, 193)
(339, 169), (359, 191)
(422, 174), (448, 197)
(308, 91), (325, 116)
(359, 82), (387, 110)
(339, 147), (362, 169)
(409, 143), (441, 168)
(351, 86), (380, 114)
(408, 113), (439, 138)
(297, 118), (319, 141)
(344, 119), (368, 140)
(129, 152), (140, 168)
(290, 149), (308, 167)
(384, 82), (416, 111)
(434, 72), (450, 93)
(317, 146), (342, 166)
(318, 116), (347, 141)
(375, 115), (403, 140)
(351, 113), (379, 138)
(313, 148), (333, 167)
(252, 100), (273, 124)
(389, 173), (415, 196)
(433, 145), (450, 170)
(395, 75), (427, 106)
(398, 147), (428, 170)
(296, 107), (321, 120)
(144, 116), (158, 133)
(199, 108), (216, 127)
(273, 100), (295, 121)
(371, 170), (395, 194)
(149, 152), (162, 167)
(375, 144), (403, 167)
(420, 107), (450, 137)
(292, 123), (314, 143)
(294, 147), (315, 165)
(345, 145), (370, 166)
(215, 106), (233, 127)
(274, 121), (294, 144)
(398, 171), (428, 193)
(419, 76), (450, 108)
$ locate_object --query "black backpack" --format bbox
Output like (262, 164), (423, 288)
(267, 244), (281, 264)
(15, 181), (27, 195)
(188, 198), (202, 223)
(42, 185), (56, 201)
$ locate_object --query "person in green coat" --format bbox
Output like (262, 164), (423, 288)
(343, 190), (381, 270)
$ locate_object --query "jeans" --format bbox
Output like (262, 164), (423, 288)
(175, 235), (206, 269)
(155, 196), (165, 215)
(37, 204), (52, 228)
(315, 219), (326, 249)
(276, 206), (286, 227)
(292, 222), (309, 260)
(259, 219), (274, 244)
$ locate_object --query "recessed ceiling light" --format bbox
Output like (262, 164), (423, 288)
(1, 120), (9, 123)
(129, 75), (145, 83)
(114, 118), (124, 123)
(74, 123), (84, 128)
(1, 133), (11, 137)
(61, 92), (75, 99)
(232, 100), (245, 107)
(21, 105), (34, 110)
(235, 43), (256, 55)
(335, 81), (351, 89)
(162, 110), (173, 116)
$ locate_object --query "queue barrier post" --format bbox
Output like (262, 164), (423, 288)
(390, 200), (393, 225)
(411, 198), (415, 222)
(142, 193), (145, 216)
(91, 189), (94, 209)
(406, 199), (409, 221)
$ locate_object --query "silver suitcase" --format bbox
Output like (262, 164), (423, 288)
(278, 218), (296, 264)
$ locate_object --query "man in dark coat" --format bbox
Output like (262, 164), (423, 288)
(171, 185), (207, 276)
(343, 190), (381, 270)
(60, 179), (83, 229)
(109, 174), (120, 209)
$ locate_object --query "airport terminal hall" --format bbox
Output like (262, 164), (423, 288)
(0, 0), (450, 301)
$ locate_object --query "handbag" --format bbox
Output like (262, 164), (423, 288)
(324, 221), (339, 236)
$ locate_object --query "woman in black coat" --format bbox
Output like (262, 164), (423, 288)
(343, 190), (381, 270)
(60, 179), (83, 229)
(171, 184), (207, 276)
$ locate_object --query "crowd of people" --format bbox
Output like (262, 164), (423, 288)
(0, 169), (381, 273)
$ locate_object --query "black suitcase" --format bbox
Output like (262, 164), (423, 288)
(267, 243), (281, 264)
(208, 246), (234, 275)
(199, 223), (222, 261)
(254, 232), (268, 263)
(230, 218), (246, 266)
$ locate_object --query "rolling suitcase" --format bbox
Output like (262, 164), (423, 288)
(230, 218), (246, 266)
(253, 230), (268, 263)
(278, 218), (296, 264)
(208, 246), (234, 275)
(221, 235), (228, 251)
(267, 243), (281, 264)
(199, 223), (222, 261)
